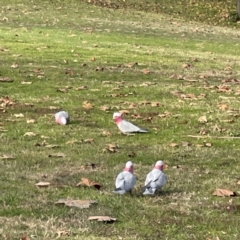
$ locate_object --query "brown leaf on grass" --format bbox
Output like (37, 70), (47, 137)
(99, 105), (112, 111)
(182, 63), (191, 68)
(48, 153), (66, 158)
(11, 63), (19, 68)
(182, 141), (192, 147)
(158, 111), (171, 118)
(57, 88), (68, 93)
(21, 81), (32, 85)
(101, 130), (112, 136)
(119, 110), (130, 115)
(76, 86), (88, 90)
(103, 144), (119, 153)
(0, 154), (15, 160)
(217, 85), (231, 93)
(151, 102), (163, 107)
(66, 140), (83, 145)
(76, 178), (102, 189)
(141, 69), (151, 74)
(213, 189), (237, 197)
(27, 119), (35, 124)
(237, 181), (240, 185)
(49, 106), (59, 110)
(218, 103), (229, 111)
(0, 77), (14, 82)
(24, 132), (36, 137)
(45, 144), (60, 149)
(139, 81), (157, 87)
(198, 116), (207, 123)
(55, 199), (97, 208)
(204, 142), (212, 147)
(84, 138), (94, 143)
(57, 230), (70, 238)
(128, 103), (138, 109)
(14, 113), (24, 118)
(35, 182), (50, 187)
(169, 143), (179, 147)
(88, 216), (116, 222)
(82, 101), (93, 109)
(124, 62), (138, 68)
(90, 57), (96, 61)
(95, 66), (104, 71)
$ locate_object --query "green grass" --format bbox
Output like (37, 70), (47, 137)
(1, 0), (240, 239)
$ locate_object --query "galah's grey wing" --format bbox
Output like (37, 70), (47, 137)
(115, 172), (125, 190)
(119, 120), (147, 133)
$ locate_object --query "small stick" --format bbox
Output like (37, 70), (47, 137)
(183, 135), (240, 139)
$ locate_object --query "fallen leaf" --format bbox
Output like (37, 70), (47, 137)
(204, 142), (212, 147)
(57, 230), (70, 238)
(76, 178), (101, 189)
(82, 101), (93, 110)
(0, 77), (13, 82)
(124, 62), (138, 68)
(48, 153), (66, 158)
(218, 103), (229, 111)
(35, 182), (50, 187)
(141, 69), (151, 74)
(151, 102), (162, 107)
(213, 188), (237, 197)
(66, 140), (82, 145)
(45, 144), (59, 149)
(21, 81), (32, 85)
(99, 105), (112, 111)
(182, 63), (191, 68)
(104, 144), (119, 153)
(76, 86), (88, 90)
(24, 132), (36, 137)
(101, 130), (112, 136)
(57, 88), (68, 93)
(11, 63), (19, 68)
(237, 181), (240, 185)
(169, 143), (179, 147)
(84, 138), (94, 143)
(88, 216), (116, 222)
(27, 119), (35, 123)
(0, 154), (15, 160)
(55, 199), (97, 208)
(198, 115), (207, 123)
(14, 113), (24, 118)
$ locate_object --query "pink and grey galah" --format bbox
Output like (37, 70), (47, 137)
(143, 160), (167, 195)
(54, 111), (70, 125)
(113, 112), (148, 134)
(113, 161), (137, 195)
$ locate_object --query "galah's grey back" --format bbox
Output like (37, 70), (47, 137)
(143, 161), (167, 195)
(113, 161), (137, 194)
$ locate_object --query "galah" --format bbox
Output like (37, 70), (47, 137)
(143, 160), (167, 195)
(113, 161), (137, 195)
(113, 112), (148, 134)
(54, 111), (70, 125)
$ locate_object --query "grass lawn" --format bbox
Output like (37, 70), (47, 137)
(1, 0), (240, 239)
